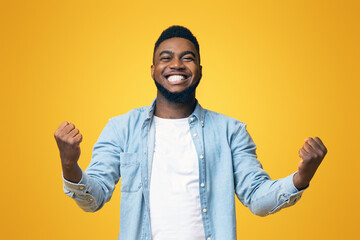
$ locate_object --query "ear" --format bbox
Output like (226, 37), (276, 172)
(151, 65), (155, 79)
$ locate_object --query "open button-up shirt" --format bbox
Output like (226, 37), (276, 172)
(63, 99), (305, 240)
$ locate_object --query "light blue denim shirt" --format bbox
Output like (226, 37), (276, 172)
(63, 99), (306, 240)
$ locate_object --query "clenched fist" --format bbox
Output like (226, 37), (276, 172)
(54, 121), (83, 183)
(293, 137), (327, 190)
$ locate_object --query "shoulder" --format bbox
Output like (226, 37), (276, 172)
(200, 107), (254, 148)
(108, 105), (149, 129)
(203, 108), (247, 133)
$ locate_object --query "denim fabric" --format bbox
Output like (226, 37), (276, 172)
(63, 98), (305, 240)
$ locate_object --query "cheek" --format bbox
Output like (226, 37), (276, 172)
(192, 66), (201, 77)
(153, 66), (165, 80)
(155, 65), (164, 74)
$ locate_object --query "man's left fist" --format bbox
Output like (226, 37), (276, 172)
(294, 137), (327, 190)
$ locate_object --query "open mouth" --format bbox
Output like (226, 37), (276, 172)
(165, 74), (190, 84)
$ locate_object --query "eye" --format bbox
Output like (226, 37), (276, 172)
(160, 57), (171, 61)
(183, 56), (194, 62)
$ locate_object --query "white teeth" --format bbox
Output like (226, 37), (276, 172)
(167, 75), (186, 82)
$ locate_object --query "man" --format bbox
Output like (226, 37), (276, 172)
(54, 26), (327, 240)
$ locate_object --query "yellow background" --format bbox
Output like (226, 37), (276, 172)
(1, 0), (359, 239)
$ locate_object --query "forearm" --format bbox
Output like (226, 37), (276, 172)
(62, 162), (82, 183)
(293, 172), (310, 190)
(245, 172), (306, 217)
(63, 169), (105, 212)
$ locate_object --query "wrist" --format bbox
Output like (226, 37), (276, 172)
(293, 172), (310, 190)
(61, 155), (79, 169)
(62, 164), (82, 183)
(61, 161), (78, 171)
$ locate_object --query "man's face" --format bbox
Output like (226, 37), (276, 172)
(151, 37), (202, 102)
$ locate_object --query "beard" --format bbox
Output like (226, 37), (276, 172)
(153, 79), (200, 104)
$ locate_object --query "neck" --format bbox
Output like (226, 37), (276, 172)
(154, 93), (196, 119)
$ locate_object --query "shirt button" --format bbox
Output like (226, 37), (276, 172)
(89, 198), (93, 201)
(79, 186), (84, 190)
(190, 117), (194, 121)
(201, 183), (205, 187)
(200, 154), (204, 159)
(203, 208), (207, 213)
(207, 238), (211, 240)
(193, 133), (197, 137)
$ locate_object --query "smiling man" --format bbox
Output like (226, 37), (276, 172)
(54, 26), (327, 240)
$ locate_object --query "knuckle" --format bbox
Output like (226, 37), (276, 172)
(68, 138), (75, 145)
(58, 132), (66, 139)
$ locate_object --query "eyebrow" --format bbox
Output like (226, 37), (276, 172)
(181, 51), (196, 58)
(159, 50), (173, 57)
(159, 50), (196, 58)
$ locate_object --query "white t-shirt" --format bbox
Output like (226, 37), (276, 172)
(149, 116), (205, 240)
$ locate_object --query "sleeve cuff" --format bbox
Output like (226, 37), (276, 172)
(284, 172), (309, 192)
(282, 172), (308, 202)
(268, 172), (308, 215)
(62, 168), (90, 193)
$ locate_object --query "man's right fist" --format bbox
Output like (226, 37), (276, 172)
(54, 121), (83, 167)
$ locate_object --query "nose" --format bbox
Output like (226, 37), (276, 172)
(169, 58), (185, 70)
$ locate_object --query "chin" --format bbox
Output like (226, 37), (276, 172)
(154, 79), (199, 104)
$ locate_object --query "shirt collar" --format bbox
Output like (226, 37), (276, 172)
(144, 98), (205, 127)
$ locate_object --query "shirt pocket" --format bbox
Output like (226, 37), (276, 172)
(120, 152), (142, 193)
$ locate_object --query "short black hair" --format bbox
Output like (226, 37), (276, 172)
(153, 25), (200, 63)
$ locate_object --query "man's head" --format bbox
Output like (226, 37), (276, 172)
(153, 25), (200, 64)
(151, 26), (202, 104)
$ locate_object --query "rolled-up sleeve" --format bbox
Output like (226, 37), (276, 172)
(232, 123), (307, 217)
(63, 119), (122, 212)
